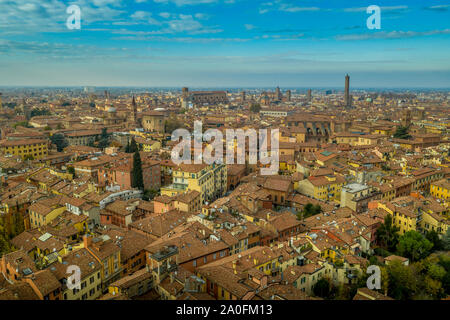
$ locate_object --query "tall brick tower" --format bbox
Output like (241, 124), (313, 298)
(131, 96), (137, 123)
(276, 86), (282, 101)
(344, 74), (351, 107)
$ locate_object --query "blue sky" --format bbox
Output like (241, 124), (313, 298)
(0, 0), (449, 88)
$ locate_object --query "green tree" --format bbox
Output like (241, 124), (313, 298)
(11, 209), (25, 238)
(165, 118), (185, 133)
(50, 133), (68, 152)
(427, 264), (446, 281)
(396, 231), (433, 262)
(437, 254), (450, 273)
(393, 126), (412, 139)
(13, 121), (31, 129)
(250, 103), (261, 113)
(127, 137), (138, 153)
(97, 128), (111, 149)
(333, 284), (351, 300)
(132, 150), (144, 191)
(426, 230), (443, 252)
(386, 260), (417, 300)
(438, 254), (450, 295)
(0, 230), (11, 255)
(422, 275), (444, 299)
(30, 108), (51, 117)
(297, 203), (322, 220)
(143, 189), (159, 201)
(442, 229), (450, 251)
(375, 214), (400, 252)
(312, 278), (331, 298)
(67, 166), (76, 178)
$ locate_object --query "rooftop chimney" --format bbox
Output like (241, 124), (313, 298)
(83, 235), (92, 248)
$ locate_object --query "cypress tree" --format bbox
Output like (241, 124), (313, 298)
(0, 230), (10, 255)
(132, 150), (144, 190)
(129, 137), (138, 153)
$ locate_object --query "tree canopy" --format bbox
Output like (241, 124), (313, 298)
(393, 126), (412, 140)
(425, 230), (443, 252)
(442, 229), (450, 251)
(396, 231), (433, 262)
(132, 150), (144, 191)
(97, 127), (111, 149)
(165, 118), (185, 134)
(385, 261), (417, 300)
(13, 121), (31, 129)
(297, 203), (322, 220)
(312, 278), (332, 298)
(126, 137), (139, 153)
(30, 108), (52, 117)
(250, 103), (261, 113)
(375, 214), (400, 252)
(50, 133), (68, 152)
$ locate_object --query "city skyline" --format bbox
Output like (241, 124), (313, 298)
(0, 0), (449, 87)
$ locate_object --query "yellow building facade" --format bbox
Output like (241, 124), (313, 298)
(161, 163), (227, 204)
(0, 139), (48, 160)
(430, 179), (450, 204)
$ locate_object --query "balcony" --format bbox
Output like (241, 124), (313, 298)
(153, 262), (178, 275)
(151, 245), (179, 262)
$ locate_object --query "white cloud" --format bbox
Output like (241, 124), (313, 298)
(344, 5), (408, 13)
(259, 0), (320, 14)
(336, 29), (450, 40)
(159, 12), (172, 18)
(153, 0), (218, 6)
(0, 0), (126, 33)
(113, 12), (220, 35)
(194, 13), (210, 19)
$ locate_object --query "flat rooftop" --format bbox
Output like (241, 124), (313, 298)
(343, 183), (369, 193)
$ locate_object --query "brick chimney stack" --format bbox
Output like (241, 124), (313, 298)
(84, 234), (92, 248)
